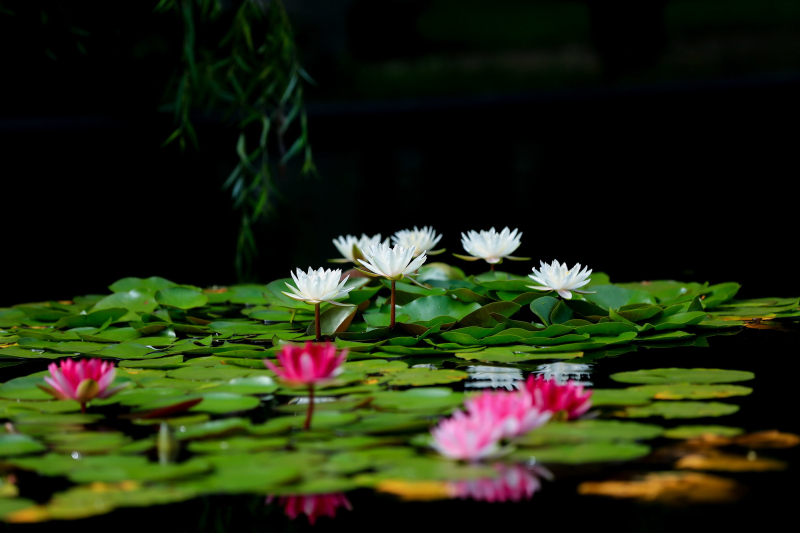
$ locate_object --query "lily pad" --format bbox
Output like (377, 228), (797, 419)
(517, 420), (663, 446)
(663, 426), (745, 439)
(0, 434), (47, 457)
(611, 368), (755, 384)
(627, 383), (753, 400)
(401, 295), (481, 323)
(371, 388), (463, 413)
(510, 441), (651, 464)
(618, 401), (740, 419)
(155, 287), (208, 310)
(384, 368), (469, 386)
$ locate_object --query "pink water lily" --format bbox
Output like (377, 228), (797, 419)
(268, 493), (352, 525)
(430, 410), (505, 461)
(264, 342), (348, 430)
(449, 464), (552, 502)
(464, 390), (551, 439)
(525, 375), (592, 420)
(264, 342), (347, 387)
(39, 358), (125, 412)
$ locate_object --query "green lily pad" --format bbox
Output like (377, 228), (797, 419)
(176, 418), (252, 440)
(371, 388), (463, 413)
(517, 420), (663, 446)
(140, 392), (262, 415)
(663, 425), (745, 439)
(455, 348), (582, 364)
(90, 290), (158, 318)
(359, 456), (496, 482)
(510, 441), (651, 464)
(0, 498), (37, 518)
(94, 343), (158, 359)
(619, 401), (740, 419)
(305, 306), (356, 336)
(456, 301), (522, 328)
(118, 354), (184, 368)
(46, 431), (131, 454)
(0, 434), (47, 457)
(627, 383), (753, 400)
(166, 366), (253, 381)
(401, 295), (481, 323)
(250, 412), (359, 435)
(591, 388), (653, 406)
(384, 368), (469, 386)
(585, 285), (657, 310)
(611, 368), (755, 384)
(188, 436), (288, 454)
(155, 287), (208, 310)
(109, 277), (177, 293)
(0, 375), (56, 400)
(341, 413), (430, 434)
(296, 435), (401, 453)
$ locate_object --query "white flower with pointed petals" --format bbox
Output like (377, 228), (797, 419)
(456, 227), (527, 264)
(282, 267), (354, 305)
(391, 226), (444, 256)
(331, 234), (387, 263)
(358, 243), (427, 281)
(528, 260), (596, 299)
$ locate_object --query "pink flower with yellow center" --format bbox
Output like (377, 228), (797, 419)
(268, 493), (352, 525)
(464, 390), (551, 439)
(263, 342), (348, 387)
(524, 375), (592, 420)
(448, 464), (552, 503)
(39, 359), (125, 411)
(264, 342), (348, 430)
(430, 410), (505, 461)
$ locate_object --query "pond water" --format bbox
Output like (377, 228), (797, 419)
(0, 273), (797, 532)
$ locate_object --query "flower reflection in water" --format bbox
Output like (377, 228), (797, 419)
(268, 493), (352, 525)
(466, 365), (524, 391)
(534, 362), (593, 386)
(449, 464), (553, 503)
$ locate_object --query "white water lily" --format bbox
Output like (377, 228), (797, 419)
(282, 267), (354, 305)
(331, 234), (387, 263)
(455, 227), (527, 264)
(391, 226), (444, 256)
(528, 260), (596, 299)
(358, 243), (427, 281)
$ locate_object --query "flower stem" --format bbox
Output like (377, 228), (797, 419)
(490, 264), (495, 272)
(304, 385), (315, 430)
(390, 280), (396, 328)
(314, 303), (321, 342)
(80, 402), (86, 414)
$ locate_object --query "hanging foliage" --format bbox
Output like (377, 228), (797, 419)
(157, 0), (314, 280)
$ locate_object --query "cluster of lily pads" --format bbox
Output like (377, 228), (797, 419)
(1, 229), (799, 523)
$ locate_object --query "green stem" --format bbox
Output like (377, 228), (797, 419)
(315, 303), (321, 341)
(390, 280), (396, 328)
(304, 385), (314, 430)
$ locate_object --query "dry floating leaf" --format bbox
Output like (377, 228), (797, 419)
(578, 472), (744, 504)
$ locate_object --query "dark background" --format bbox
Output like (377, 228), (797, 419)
(2, 0), (799, 307)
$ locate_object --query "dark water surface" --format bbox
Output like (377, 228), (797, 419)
(3, 326), (797, 533)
